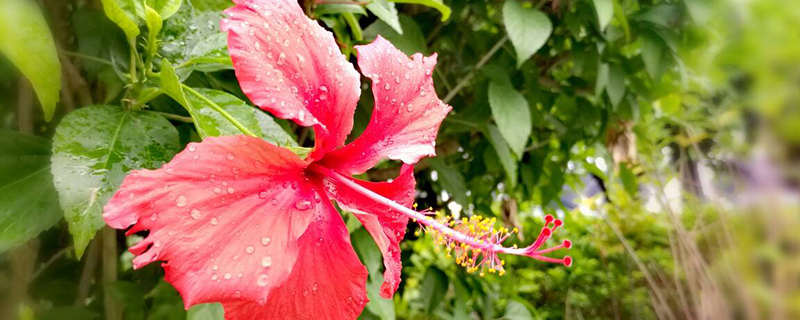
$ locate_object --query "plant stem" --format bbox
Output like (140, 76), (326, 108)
(61, 50), (115, 66)
(443, 35), (508, 103)
(311, 164), (507, 253)
(182, 85), (259, 137)
(147, 111), (193, 123)
(128, 37), (138, 84)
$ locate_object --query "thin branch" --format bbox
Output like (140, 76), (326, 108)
(31, 246), (73, 280)
(443, 35), (508, 103)
(147, 111), (193, 123)
(61, 50), (114, 67)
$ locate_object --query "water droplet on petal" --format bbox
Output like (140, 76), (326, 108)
(257, 274), (269, 286)
(261, 256), (272, 267)
(176, 195), (187, 207)
(211, 218), (219, 225)
(150, 213), (158, 221)
(224, 273), (232, 280)
(294, 200), (311, 210)
(188, 145), (197, 152)
(226, 153), (235, 160)
(213, 188), (222, 194)
(261, 237), (272, 246)
(270, 198), (278, 205)
(259, 191), (269, 199)
(191, 209), (201, 219)
(211, 274), (218, 280)
(227, 187), (235, 194)
(246, 246), (255, 254)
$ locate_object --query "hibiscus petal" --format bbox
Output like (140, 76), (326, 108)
(222, 194), (369, 320)
(103, 136), (322, 308)
(318, 36), (452, 175)
(222, 0), (361, 160)
(319, 165), (416, 298)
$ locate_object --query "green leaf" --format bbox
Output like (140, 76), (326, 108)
(147, 0), (184, 20)
(161, 4), (231, 76)
(367, 0), (403, 35)
(504, 299), (535, 320)
(606, 64), (626, 107)
(99, 0), (142, 39)
(429, 158), (469, 206)
(51, 105), (180, 257)
(596, 62), (609, 97)
(485, 124), (518, 187)
(315, 4), (368, 15)
(0, 130), (62, 253)
(619, 162), (638, 197)
(187, 303), (224, 320)
(188, 0), (231, 12)
(389, 0), (451, 21)
(488, 82), (531, 158)
(187, 88), (297, 146)
(0, 0), (62, 121)
(364, 15), (427, 55)
(352, 229), (395, 320)
(593, 0), (613, 31)
(503, 1), (552, 68)
(418, 267), (449, 313)
(641, 30), (670, 81)
(159, 59), (189, 105)
(106, 281), (146, 320)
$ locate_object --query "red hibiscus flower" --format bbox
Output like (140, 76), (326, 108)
(103, 0), (570, 319)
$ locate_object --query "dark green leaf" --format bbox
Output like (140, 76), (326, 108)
(367, 0), (402, 35)
(429, 158), (469, 206)
(0, 0), (62, 121)
(390, 0), (451, 21)
(488, 82), (531, 158)
(51, 105), (180, 256)
(503, 1), (552, 68)
(641, 30), (669, 81)
(418, 267), (448, 313)
(606, 64), (626, 107)
(106, 281), (146, 320)
(364, 15), (427, 55)
(0, 130), (62, 252)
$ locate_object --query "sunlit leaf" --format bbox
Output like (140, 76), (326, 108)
(98, 0), (142, 39)
(593, 0), (613, 31)
(389, 0), (451, 21)
(0, 0), (61, 121)
(503, 1), (552, 68)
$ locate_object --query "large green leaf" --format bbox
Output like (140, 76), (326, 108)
(51, 105), (180, 257)
(352, 229), (395, 320)
(503, 1), (552, 68)
(188, 0), (231, 12)
(429, 158), (469, 206)
(488, 82), (531, 158)
(185, 88), (297, 146)
(641, 30), (671, 81)
(0, 0), (61, 122)
(485, 124), (518, 187)
(364, 15), (427, 55)
(187, 303), (224, 320)
(606, 64), (626, 107)
(389, 0), (451, 21)
(593, 0), (614, 31)
(99, 0), (142, 39)
(504, 299), (536, 320)
(0, 130), (62, 252)
(161, 3), (231, 77)
(367, 0), (403, 35)
(418, 267), (448, 313)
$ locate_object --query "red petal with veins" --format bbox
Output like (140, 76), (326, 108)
(318, 37), (452, 175)
(319, 165), (416, 298)
(222, 193), (368, 320)
(222, 0), (361, 160)
(103, 136), (322, 308)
